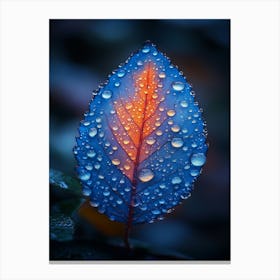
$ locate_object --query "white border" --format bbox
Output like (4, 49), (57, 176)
(0, 0), (279, 279)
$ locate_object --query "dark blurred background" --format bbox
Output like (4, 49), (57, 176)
(50, 19), (230, 260)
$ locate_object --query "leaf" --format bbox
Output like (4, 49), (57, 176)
(50, 213), (75, 242)
(74, 42), (208, 226)
(50, 168), (83, 198)
(78, 199), (125, 237)
(50, 169), (84, 241)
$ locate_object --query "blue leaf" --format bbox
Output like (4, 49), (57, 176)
(74, 42), (208, 225)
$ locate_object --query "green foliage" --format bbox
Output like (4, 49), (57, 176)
(50, 169), (84, 242)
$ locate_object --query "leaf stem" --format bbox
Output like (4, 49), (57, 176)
(124, 62), (151, 251)
(124, 223), (131, 250)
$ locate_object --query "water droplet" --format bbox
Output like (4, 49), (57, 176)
(137, 60), (143, 66)
(116, 199), (123, 205)
(89, 127), (97, 137)
(80, 172), (91, 181)
(172, 176), (182, 184)
(156, 130), (163, 136)
(98, 207), (105, 214)
(159, 184), (166, 189)
(103, 190), (110, 196)
(191, 142), (198, 148)
(112, 159), (120, 166)
(181, 193), (190, 200)
(83, 121), (90, 126)
(159, 199), (165, 204)
(152, 209), (160, 215)
(142, 46), (150, 53)
(180, 100), (188, 108)
(191, 153), (206, 167)
(117, 69), (126, 78)
(172, 81), (185, 91)
(124, 164), (131, 170)
(94, 163), (101, 170)
(102, 90), (112, 99)
(171, 124), (180, 132)
(159, 72), (166, 78)
(167, 109), (176, 117)
(114, 81), (120, 87)
(109, 215), (115, 221)
(82, 188), (91, 196)
(87, 150), (96, 158)
(184, 164), (190, 170)
(90, 201), (99, 207)
(144, 190), (150, 196)
(132, 200), (140, 207)
(146, 137), (156, 145)
(85, 163), (93, 170)
(171, 138), (184, 148)
(190, 169), (200, 176)
(138, 168), (154, 182)
(140, 205), (147, 211)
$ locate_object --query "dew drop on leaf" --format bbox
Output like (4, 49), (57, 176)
(138, 168), (154, 182)
(152, 209), (161, 215)
(94, 163), (101, 170)
(87, 150), (96, 158)
(103, 190), (110, 196)
(171, 138), (184, 148)
(159, 72), (166, 78)
(142, 46), (150, 53)
(172, 81), (185, 91)
(180, 100), (188, 108)
(117, 69), (126, 78)
(171, 124), (180, 132)
(79, 172), (91, 181)
(167, 109), (176, 117)
(191, 153), (207, 167)
(172, 176), (182, 184)
(112, 158), (121, 166)
(146, 137), (156, 145)
(102, 90), (112, 99)
(82, 187), (92, 196)
(190, 169), (200, 176)
(89, 127), (97, 137)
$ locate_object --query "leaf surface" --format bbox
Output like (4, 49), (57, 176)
(74, 42), (208, 224)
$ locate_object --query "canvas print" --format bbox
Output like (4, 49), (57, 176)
(50, 19), (230, 260)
